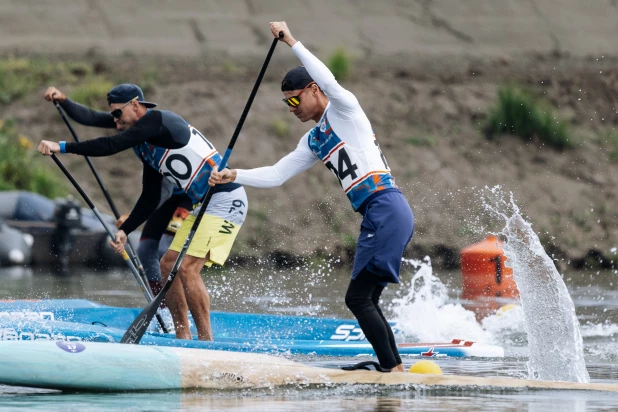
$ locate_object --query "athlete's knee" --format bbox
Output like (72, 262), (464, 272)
(160, 251), (177, 273)
(345, 292), (372, 315)
(178, 259), (199, 279)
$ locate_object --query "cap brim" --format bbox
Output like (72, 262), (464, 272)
(139, 101), (157, 108)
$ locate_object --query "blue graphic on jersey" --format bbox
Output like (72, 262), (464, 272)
(307, 115), (396, 210)
(347, 173), (396, 210)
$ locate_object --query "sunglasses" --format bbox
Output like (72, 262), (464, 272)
(282, 82), (316, 107)
(110, 97), (138, 118)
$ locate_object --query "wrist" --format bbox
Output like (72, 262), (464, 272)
(118, 224), (131, 236)
(231, 170), (237, 183)
(59, 141), (66, 153)
(287, 38), (297, 47)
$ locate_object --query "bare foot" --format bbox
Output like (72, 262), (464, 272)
(391, 364), (405, 372)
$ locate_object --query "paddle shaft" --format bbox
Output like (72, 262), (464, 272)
(121, 33), (283, 344)
(52, 100), (152, 297)
(50, 154), (169, 333)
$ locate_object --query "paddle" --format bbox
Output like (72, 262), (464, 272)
(121, 32), (283, 344)
(51, 99), (153, 299)
(50, 154), (169, 333)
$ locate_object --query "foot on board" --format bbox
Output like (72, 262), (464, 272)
(341, 361), (391, 373)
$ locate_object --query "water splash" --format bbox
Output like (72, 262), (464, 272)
(484, 186), (590, 383)
(481, 304), (527, 347)
(389, 257), (528, 348)
(580, 321), (618, 338)
(389, 257), (493, 343)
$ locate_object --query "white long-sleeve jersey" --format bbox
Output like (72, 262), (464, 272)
(236, 41), (396, 211)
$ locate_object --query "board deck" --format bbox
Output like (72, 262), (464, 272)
(0, 341), (613, 393)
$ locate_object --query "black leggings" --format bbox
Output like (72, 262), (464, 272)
(345, 268), (402, 369)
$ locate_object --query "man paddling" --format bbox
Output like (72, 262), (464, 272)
(39, 84), (248, 341)
(209, 22), (414, 372)
(45, 86), (194, 305)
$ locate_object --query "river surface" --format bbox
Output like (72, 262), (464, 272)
(0, 261), (617, 411)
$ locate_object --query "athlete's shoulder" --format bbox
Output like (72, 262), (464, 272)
(132, 109), (163, 127)
(157, 110), (191, 139)
(301, 128), (313, 144)
(157, 110), (188, 125)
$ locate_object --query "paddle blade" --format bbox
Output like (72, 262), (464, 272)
(121, 291), (166, 344)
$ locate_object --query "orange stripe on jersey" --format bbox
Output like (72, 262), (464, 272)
(372, 173), (386, 191)
(158, 149), (171, 168)
(344, 170), (390, 194)
(322, 141), (345, 162)
(187, 150), (217, 188)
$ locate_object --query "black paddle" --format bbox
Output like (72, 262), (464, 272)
(50, 154), (169, 333)
(121, 32), (283, 344)
(51, 99), (154, 299)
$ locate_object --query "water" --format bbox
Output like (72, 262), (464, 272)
(484, 188), (590, 382)
(389, 257), (494, 344)
(1, 258), (617, 410)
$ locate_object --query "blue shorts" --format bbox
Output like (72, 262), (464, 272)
(352, 189), (414, 284)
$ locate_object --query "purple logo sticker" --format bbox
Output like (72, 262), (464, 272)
(56, 341), (86, 353)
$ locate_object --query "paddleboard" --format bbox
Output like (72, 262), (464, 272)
(0, 341), (613, 393)
(0, 299), (504, 357)
(0, 316), (503, 357)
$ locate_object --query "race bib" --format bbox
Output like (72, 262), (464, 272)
(160, 126), (217, 190)
(323, 140), (390, 194)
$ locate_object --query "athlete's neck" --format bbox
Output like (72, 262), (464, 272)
(136, 106), (149, 119)
(311, 97), (329, 122)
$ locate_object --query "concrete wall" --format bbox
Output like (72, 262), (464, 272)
(0, 0), (616, 59)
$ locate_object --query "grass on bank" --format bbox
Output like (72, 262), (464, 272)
(69, 77), (115, 109)
(0, 57), (95, 104)
(271, 118), (291, 138)
(327, 48), (350, 82)
(0, 119), (67, 198)
(0, 56), (159, 107)
(484, 85), (572, 149)
(406, 134), (437, 147)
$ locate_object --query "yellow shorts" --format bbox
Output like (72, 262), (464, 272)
(169, 214), (241, 267)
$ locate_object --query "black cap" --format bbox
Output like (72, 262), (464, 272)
(107, 84), (157, 108)
(281, 66), (314, 92)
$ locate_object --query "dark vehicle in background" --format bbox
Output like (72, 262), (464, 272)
(0, 191), (135, 268)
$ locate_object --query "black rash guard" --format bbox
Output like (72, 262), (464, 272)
(58, 99), (238, 234)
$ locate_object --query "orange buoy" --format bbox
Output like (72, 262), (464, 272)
(460, 235), (519, 318)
